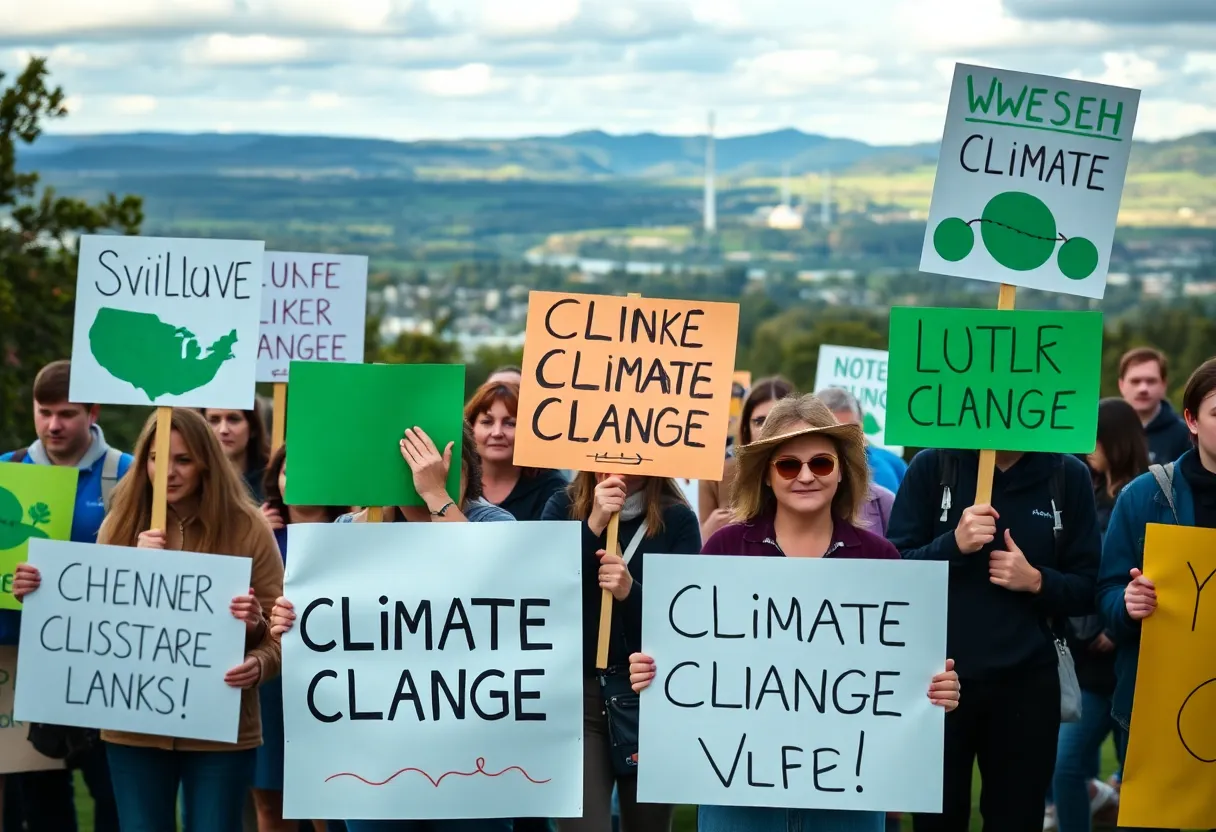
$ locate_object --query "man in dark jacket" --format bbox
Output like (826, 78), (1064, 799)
(1117, 347), (1193, 464)
(888, 448), (1101, 832)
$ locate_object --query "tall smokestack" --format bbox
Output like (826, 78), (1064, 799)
(704, 110), (716, 234)
(820, 169), (832, 227)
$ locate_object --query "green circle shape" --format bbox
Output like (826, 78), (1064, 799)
(1058, 236), (1099, 281)
(980, 191), (1057, 271)
(934, 217), (974, 262)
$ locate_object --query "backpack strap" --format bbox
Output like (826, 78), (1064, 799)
(100, 448), (123, 513)
(1149, 462), (1179, 524)
(937, 451), (957, 523)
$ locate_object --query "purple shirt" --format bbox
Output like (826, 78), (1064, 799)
(702, 508), (900, 560)
(860, 484), (895, 537)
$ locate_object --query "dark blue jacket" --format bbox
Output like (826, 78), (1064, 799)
(1096, 451), (1195, 729)
(889, 449), (1100, 680)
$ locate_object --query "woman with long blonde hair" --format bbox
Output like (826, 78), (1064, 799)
(14, 407), (284, 832)
(628, 394), (960, 832)
(540, 470), (700, 832)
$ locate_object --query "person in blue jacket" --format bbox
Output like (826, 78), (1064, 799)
(0, 360), (132, 832)
(1097, 357), (1214, 827)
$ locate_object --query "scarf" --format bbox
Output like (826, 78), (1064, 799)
(619, 491), (647, 523)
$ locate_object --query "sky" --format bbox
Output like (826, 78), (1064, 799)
(2, 0), (1215, 145)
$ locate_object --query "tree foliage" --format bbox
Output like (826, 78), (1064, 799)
(0, 58), (143, 450)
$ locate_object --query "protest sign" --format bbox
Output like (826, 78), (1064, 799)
(1120, 524), (1216, 828)
(729, 371), (752, 442)
(258, 252), (368, 383)
(69, 234), (264, 409)
(13, 539), (252, 743)
(814, 345), (901, 455)
(920, 63), (1140, 300)
(0, 647), (63, 774)
(0, 462), (77, 611)
(884, 307), (1102, 453)
(281, 521), (583, 820)
(637, 554), (948, 812)
(284, 361), (465, 508)
(514, 291), (740, 481)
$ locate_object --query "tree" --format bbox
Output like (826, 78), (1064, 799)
(0, 58), (143, 450)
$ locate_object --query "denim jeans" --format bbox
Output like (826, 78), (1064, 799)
(345, 821), (513, 832)
(105, 742), (256, 831)
(697, 805), (884, 832)
(1052, 689), (1126, 832)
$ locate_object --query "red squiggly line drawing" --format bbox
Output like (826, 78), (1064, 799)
(325, 757), (552, 788)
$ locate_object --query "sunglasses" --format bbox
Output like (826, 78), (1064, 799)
(771, 454), (838, 480)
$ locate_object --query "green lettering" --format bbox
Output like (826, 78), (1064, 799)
(1025, 88), (1047, 122)
(966, 75), (999, 115)
(996, 84), (1030, 118)
(1075, 96), (1096, 131)
(1051, 90), (1071, 127)
(1096, 99), (1124, 137)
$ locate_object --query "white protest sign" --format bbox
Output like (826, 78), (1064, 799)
(257, 252), (369, 383)
(814, 345), (902, 455)
(920, 63), (1139, 299)
(638, 554), (948, 813)
(70, 234), (264, 408)
(0, 647), (63, 774)
(14, 539), (252, 744)
(281, 521), (584, 820)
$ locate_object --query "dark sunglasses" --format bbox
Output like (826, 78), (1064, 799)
(772, 454), (838, 480)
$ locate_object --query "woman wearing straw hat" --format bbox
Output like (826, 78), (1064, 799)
(627, 393), (960, 832)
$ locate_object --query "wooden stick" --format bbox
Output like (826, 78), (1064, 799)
(974, 283), (1018, 506)
(367, 506), (383, 523)
(271, 382), (287, 453)
(595, 290), (643, 670)
(150, 407), (173, 532)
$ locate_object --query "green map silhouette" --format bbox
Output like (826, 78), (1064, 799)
(0, 486), (49, 551)
(89, 307), (238, 401)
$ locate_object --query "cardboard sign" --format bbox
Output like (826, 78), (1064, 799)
(514, 291), (740, 481)
(638, 554), (948, 813)
(814, 345), (902, 455)
(284, 361), (466, 508)
(281, 521), (584, 820)
(69, 234), (264, 408)
(885, 307), (1103, 453)
(14, 539), (251, 743)
(0, 462), (77, 611)
(920, 64), (1139, 300)
(0, 647), (63, 774)
(257, 252), (369, 383)
(1120, 524), (1216, 828)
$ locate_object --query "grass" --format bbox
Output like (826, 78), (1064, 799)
(68, 739), (1123, 831)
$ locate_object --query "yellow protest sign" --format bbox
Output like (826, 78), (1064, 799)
(514, 291), (740, 481)
(728, 370), (751, 442)
(1120, 523), (1216, 829)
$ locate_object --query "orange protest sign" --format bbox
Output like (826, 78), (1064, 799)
(1120, 523), (1216, 829)
(514, 291), (740, 481)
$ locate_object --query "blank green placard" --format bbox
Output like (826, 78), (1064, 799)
(886, 307), (1103, 453)
(283, 361), (466, 507)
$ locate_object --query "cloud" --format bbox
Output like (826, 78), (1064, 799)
(1, 0), (1213, 144)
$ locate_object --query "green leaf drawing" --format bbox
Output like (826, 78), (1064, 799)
(28, 503), (51, 527)
(862, 412), (882, 436)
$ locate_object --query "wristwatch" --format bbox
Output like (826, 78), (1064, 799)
(430, 500), (455, 517)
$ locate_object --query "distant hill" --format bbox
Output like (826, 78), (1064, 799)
(18, 127), (1216, 180)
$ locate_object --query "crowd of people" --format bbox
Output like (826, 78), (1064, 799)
(0, 342), (1210, 832)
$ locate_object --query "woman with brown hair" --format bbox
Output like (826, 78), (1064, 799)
(540, 471), (700, 832)
(13, 407), (284, 831)
(628, 394), (960, 832)
(202, 407), (271, 501)
(699, 375), (794, 541)
(464, 380), (567, 521)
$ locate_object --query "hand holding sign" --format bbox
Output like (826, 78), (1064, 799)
(589, 475), (627, 536)
(596, 549), (633, 601)
(953, 505), (998, 554)
(399, 427), (453, 507)
(137, 529), (167, 549)
(988, 530), (1042, 593)
(230, 588), (263, 634)
(1125, 567), (1158, 620)
(11, 563), (40, 600)
(270, 596), (295, 638)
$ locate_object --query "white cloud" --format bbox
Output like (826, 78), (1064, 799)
(0, 0), (1212, 144)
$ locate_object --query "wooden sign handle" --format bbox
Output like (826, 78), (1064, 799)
(368, 506), (383, 523)
(150, 407), (173, 532)
(595, 291), (643, 670)
(974, 283), (1018, 506)
(271, 382), (287, 453)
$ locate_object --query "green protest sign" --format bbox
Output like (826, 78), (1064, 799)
(283, 361), (466, 508)
(0, 463), (77, 611)
(885, 307), (1102, 453)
